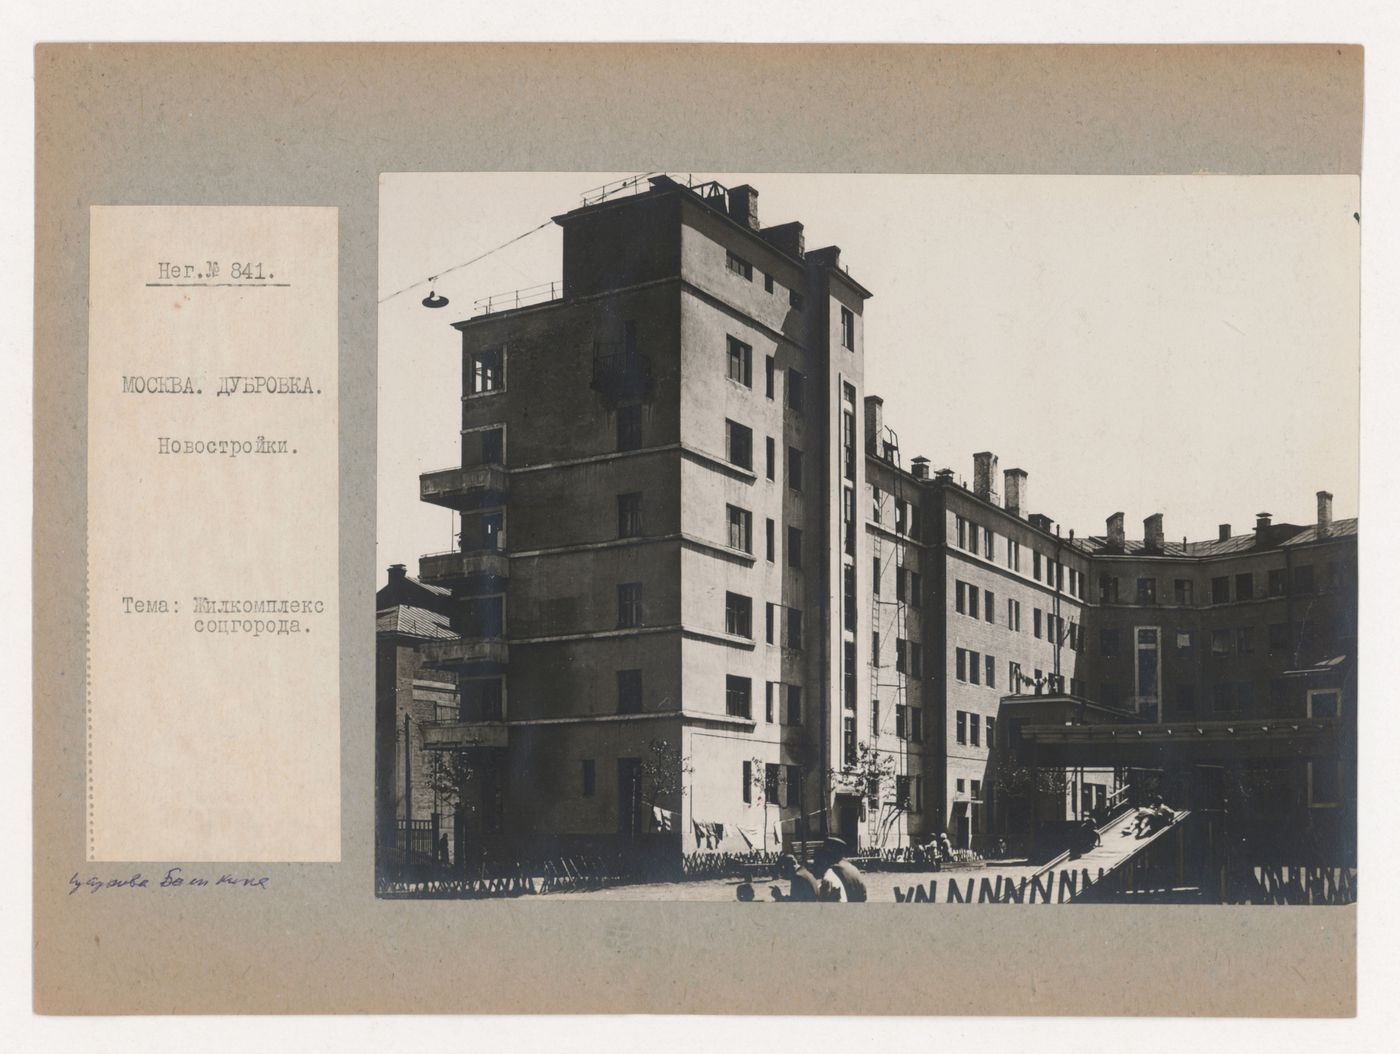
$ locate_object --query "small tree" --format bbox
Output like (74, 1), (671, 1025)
(425, 750), (475, 814)
(639, 737), (693, 829)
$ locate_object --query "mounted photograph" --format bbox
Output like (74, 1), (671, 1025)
(374, 171), (1358, 905)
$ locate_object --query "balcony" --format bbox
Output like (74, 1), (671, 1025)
(420, 720), (509, 751)
(418, 548), (510, 586)
(419, 637), (509, 672)
(419, 464), (508, 510)
(591, 342), (654, 404)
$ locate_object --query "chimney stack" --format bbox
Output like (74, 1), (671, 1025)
(1003, 468), (1028, 517)
(726, 184), (760, 231)
(1317, 491), (1334, 536)
(911, 457), (930, 480)
(760, 220), (805, 257)
(1143, 513), (1165, 552)
(863, 395), (883, 456)
(1106, 512), (1126, 551)
(1029, 513), (1054, 533)
(973, 452), (998, 503)
(935, 468), (955, 483)
(1219, 524), (1231, 542)
(388, 563), (407, 583)
(1256, 512), (1272, 531)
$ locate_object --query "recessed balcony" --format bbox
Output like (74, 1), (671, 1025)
(419, 464), (508, 511)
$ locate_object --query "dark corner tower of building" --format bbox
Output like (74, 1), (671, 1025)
(407, 175), (873, 866)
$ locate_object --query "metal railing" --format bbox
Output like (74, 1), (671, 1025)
(473, 280), (561, 316)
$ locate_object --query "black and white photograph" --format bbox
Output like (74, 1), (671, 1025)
(374, 171), (1358, 905)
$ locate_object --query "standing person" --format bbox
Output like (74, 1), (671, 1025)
(770, 853), (820, 902)
(814, 838), (868, 902)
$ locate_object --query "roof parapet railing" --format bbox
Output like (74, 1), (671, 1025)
(473, 280), (562, 316)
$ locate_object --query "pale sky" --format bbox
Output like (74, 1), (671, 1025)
(378, 173), (1358, 575)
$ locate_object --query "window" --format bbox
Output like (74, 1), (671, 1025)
(843, 565), (857, 632)
(1033, 609), (1043, 639)
(969, 650), (981, 685)
(912, 642), (924, 679)
(910, 707), (924, 744)
(1211, 576), (1230, 604)
(985, 716), (996, 746)
(911, 572), (922, 608)
(617, 669), (642, 714)
(843, 642), (856, 710)
(787, 526), (803, 568)
(581, 759), (596, 797)
(1033, 552), (1042, 580)
(983, 528), (994, 560)
(726, 675), (752, 719)
(896, 567), (908, 602)
(1174, 579), (1193, 605)
(788, 447), (803, 491)
(984, 589), (995, 624)
(956, 648), (967, 682)
(895, 704), (907, 740)
(1173, 683), (1197, 717)
(617, 492), (643, 538)
(725, 592), (753, 638)
(726, 419), (752, 469)
(1235, 573), (1254, 600)
(955, 580), (967, 615)
(1294, 564), (1316, 594)
(1308, 689), (1340, 719)
(1101, 627), (1120, 657)
(785, 765), (801, 806)
(617, 582), (642, 628)
(479, 427), (504, 465)
(1236, 627), (1254, 654)
(727, 504), (752, 553)
(840, 305), (855, 349)
(786, 607), (804, 650)
(469, 348), (502, 394)
(969, 525), (980, 556)
(1068, 622), (1079, 649)
(967, 586), (980, 620)
(1175, 629), (1195, 653)
(1009, 661), (1022, 692)
(956, 515), (967, 549)
(843, 486), (856, 555)
(765, 355), (775, 399)
(971, 779), (982, 801)
(1007, 540), (1021, 571)
(787, 369), (806, 413)
(617, 404), (642, 451)
(955, 778), (966, 795)
(766, 518), (775, 562)
(843, 716), (857, 766)
(764, 763), (780, 803)
(970, 713), (981, 747)
(765, 603), (775, 644)
(871, 631), (880, 666)
(1211, 629), (1231, 656)
(742, 760), (753, 804)
(1137, 578), (1157, 605)
(956, 711), (967, 744)
(727, 335), (752, 387)
(726, 250), (753, 280)
(764, 273), (775, 294)
(1099, 575), (1119, 603)
(1268, 568), (1287, 596)
(1135, 628), (1160, 703)
(896, 638), (907, 673)
(765, 681), (775, 722)
(786, 685), (803, 725)
(765, 436), (775, 480)
(842, 409), (856, 479)
(984, 654), (995, 689)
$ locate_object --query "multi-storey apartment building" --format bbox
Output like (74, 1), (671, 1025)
(377, 175), (1357, 874)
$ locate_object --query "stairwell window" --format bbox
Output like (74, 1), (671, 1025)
(786, 685), (803, 725)
(788, 369), (806, 414)
(840, 306), (855, 349)
(788, 446), (803, 491)
(617, 492), (643, 539)
(617, 404), (642, 452)
(786, 608), (804, 650)
(788, 526), (803, 569)
(910, 572), (922, 609)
